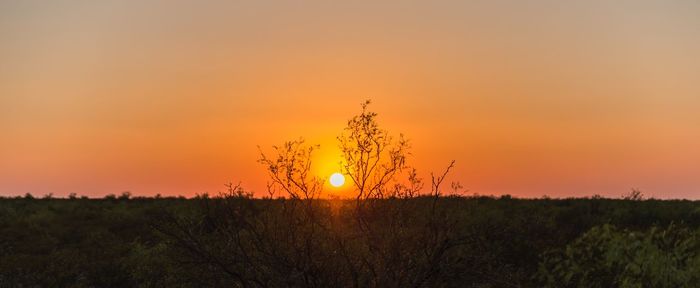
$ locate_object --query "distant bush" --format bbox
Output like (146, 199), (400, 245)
(2, 101), (699, 287)
(1, 196), (700, 287)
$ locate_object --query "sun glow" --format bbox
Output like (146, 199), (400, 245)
(329, 172), (345, 187)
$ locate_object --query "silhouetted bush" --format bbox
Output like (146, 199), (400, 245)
(2, 102), (699, 287)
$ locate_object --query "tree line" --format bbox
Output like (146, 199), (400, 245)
(2, 102), (699, 287)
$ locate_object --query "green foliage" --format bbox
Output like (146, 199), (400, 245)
(0, 197), (699, 287)
(0, 197), (189, 287)
(537, 224), (700, 287)
(4, 103), (699, 287)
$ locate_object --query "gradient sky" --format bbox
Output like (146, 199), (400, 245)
(1, 0), (699, 198)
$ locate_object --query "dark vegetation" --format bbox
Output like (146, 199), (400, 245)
(2, 102), (699, 287)
(2, 196), (700, 287)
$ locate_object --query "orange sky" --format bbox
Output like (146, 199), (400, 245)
(1, 1), (699, 198)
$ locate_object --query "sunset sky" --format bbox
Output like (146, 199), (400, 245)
(1, 1), (699, 198)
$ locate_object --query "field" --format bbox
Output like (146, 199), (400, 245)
(1, 195), (699, 287)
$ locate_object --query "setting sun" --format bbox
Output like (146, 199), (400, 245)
(1, 1), (699, 286)
(329, 172), (345, 188)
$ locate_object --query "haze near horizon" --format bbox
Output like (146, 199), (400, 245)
(1, 1), (699, 198)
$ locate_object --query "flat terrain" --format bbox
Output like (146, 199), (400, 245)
(1, 196), (699, 287)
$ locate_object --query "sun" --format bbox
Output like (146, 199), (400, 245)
(329, 172), (345, 187)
